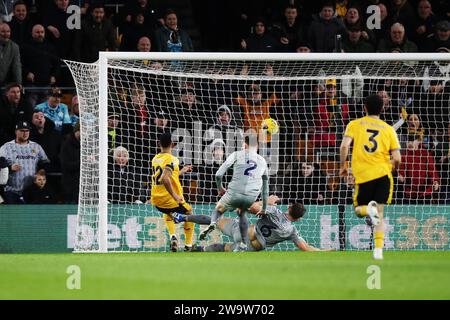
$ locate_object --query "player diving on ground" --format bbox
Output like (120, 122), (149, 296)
(174, 195), (328, 252)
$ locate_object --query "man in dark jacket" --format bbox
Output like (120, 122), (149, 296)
(7, 0), (33, 47)
(30, 110), (62, 173)
(377, 22), (418, 52)
(422, 20), (450, 52)
(0, 83), (33, 146)
(60, 121), (80, 204)
(79, 3), (116, 63)
(342, 24), (375, 53)
(240, 18), (280, 52)
(307, 2), (347, 52)
(0, 22), (22, 86)
(21, 24), (60, 87)
(43, 0), (79, 60)
(153, 9), (193, 52)
(272, 5), (306, 52)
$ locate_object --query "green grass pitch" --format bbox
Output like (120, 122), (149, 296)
(1, 251), (449, 300)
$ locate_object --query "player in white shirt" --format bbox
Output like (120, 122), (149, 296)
(199, 134), (269, 251)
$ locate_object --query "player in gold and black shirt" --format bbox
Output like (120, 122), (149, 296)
(340, 95), (402, 260)
(151, 133), (194, 252)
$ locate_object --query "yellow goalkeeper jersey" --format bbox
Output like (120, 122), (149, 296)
(344, 116), (401, 184)
(150, 153), (183, 209)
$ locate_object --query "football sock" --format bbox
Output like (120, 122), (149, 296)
(164, 214), (175, 236)
(184, 221), (194, 246)
(238, 213), (249, 243)
(210, 209), (222, 224)
(186, 215), (211, 225)
(357, 206), (368, 217)
(374, 231), (384, 249)
(204, 244), (225, 252)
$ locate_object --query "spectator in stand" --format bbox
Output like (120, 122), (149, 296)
(79, 3), (116, 63)
(312, 79), (349, 156)
(21, 24), (60, 105)
(235, 83), (280, 136)
(0, 22), (21, 86)
(137, 36), (151, 52)
(418, 77), (449, 133)
(272, 5), (306, 52)
(388, 0), (416, 38)
(398, 135), (440, 204)
(423, 20), (450, 52)
(342, 23), (375, 53)
(434, 123), (450, 204)
(0, 0), (14, 22)
(175, 83), (210, 128)
(335, 0), (349, 19)
(412, 0), (440, 48)
(108, 146), (145, 204)
(107, 113), (128, 161)
(0, 156), (8, 204)
(343, 5), (376, 46)
(199, 138), (226, 202)
(307, 2), (347, 52)
(124, 84), (151, 174)
(119, 13), (153, 52)
(377, 89), (408, 130)
(35, 87), (72, 134)
(22, 169), (55, 204)
(240, 18), (280, 52)
(60, 121), (80, 204)
(153, 9), (193, 52)
(120, 0), (162, 32)
(0, 121), (49, 204)
(43, 0), (80, 60)
(30, 110), (62, 173)
(398, 113), (429, 149)
(377, 22), (418, 52)
(148, 109), (171, 161)
(0, 83), (33, 146)
(7, 1), (33, 47)
(288, 162), (326, 205)
(372, 3), (390, 43)
(296, 41), (311, 52)
(203, 105), (243, 164)
(69, 95), (79, 126)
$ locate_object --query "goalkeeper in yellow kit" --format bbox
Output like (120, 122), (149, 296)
(151, 133), (195, 252)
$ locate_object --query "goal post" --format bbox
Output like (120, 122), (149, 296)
(66, 52), (450, 253)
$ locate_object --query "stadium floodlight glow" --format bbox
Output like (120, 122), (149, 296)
(66, 52), (450, 253)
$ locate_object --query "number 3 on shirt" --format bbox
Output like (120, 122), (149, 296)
(244, 160), (258, 176)
(364, 129), (379, 153)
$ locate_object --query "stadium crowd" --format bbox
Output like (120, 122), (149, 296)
(0, 0), (449, 205)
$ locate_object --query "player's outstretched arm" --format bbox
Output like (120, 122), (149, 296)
(295, 240), (332, 252)
(215, 152), (236, 194)
(260, 174), (269, 214)
(390, 149), (402, 172)
(339, 136), (353, 177)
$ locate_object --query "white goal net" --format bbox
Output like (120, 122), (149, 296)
(66, 52), (450, 253)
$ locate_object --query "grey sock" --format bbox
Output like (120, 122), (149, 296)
(186, 215), (211, 225)
(238, 212), (249, 243)
(210, 209), (222, 224)
(204, 243), (225, 252)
